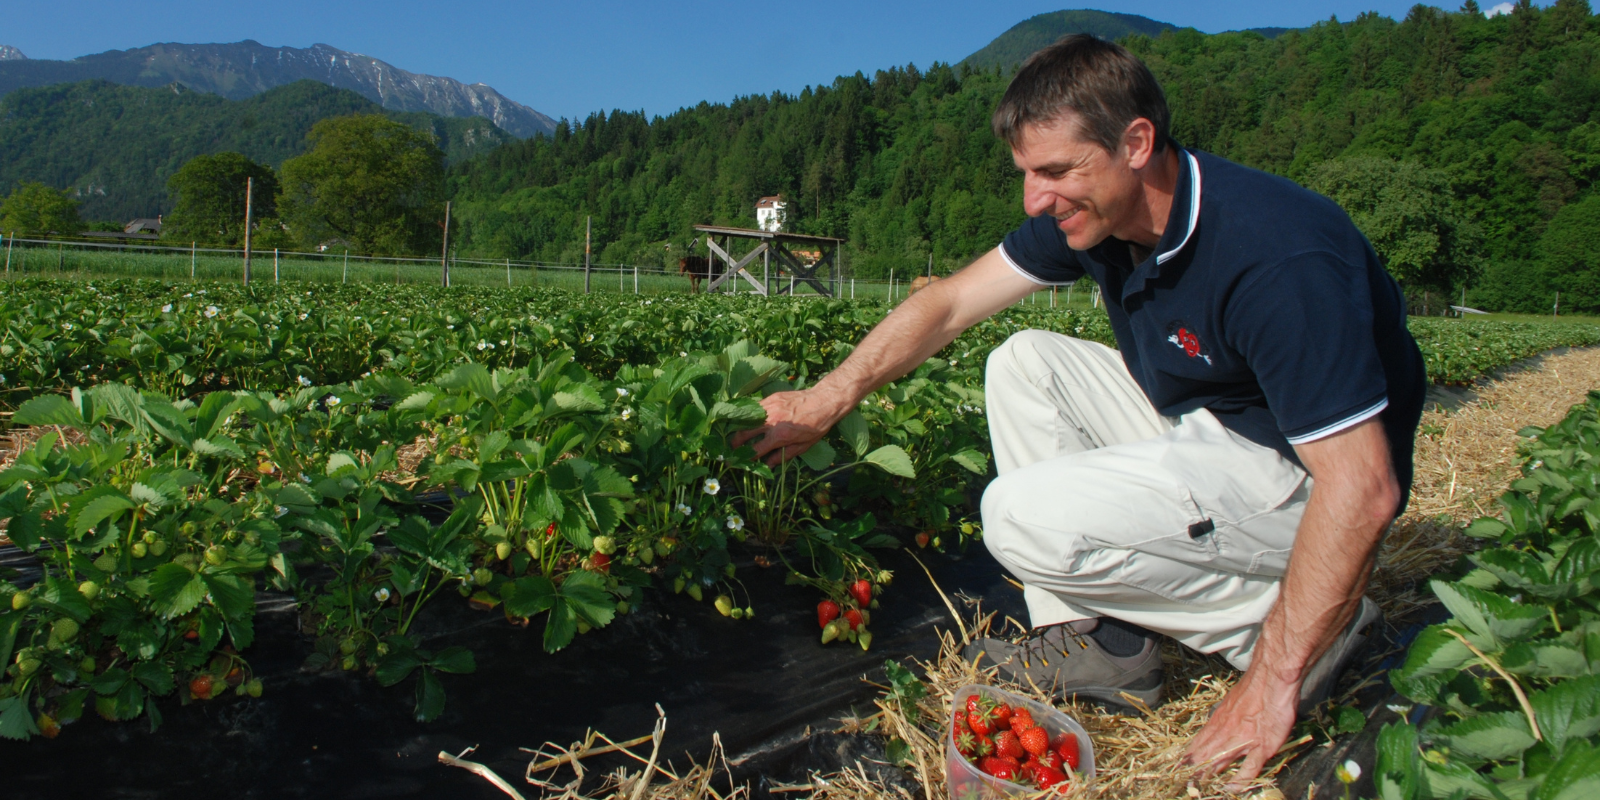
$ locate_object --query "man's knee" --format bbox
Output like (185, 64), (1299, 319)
(986, 329), (1065, 381)
(980, 466), (1088, 574)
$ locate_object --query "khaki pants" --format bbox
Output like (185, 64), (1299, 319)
(980, 331), (1311, 670)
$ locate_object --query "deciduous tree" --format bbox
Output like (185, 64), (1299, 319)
(0, 182), (82, 237)
(163, 152), (279, 246)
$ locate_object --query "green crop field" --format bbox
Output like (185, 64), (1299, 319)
(0, 277), (1596, 741)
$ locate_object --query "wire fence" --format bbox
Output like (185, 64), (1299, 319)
(0, 234), (1094, 308)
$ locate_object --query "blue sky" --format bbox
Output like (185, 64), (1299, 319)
(3, 2), (1534, 121)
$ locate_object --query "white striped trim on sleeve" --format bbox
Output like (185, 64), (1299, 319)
(998, 241), (1078, 287)
(1284, 398), (1389, 445)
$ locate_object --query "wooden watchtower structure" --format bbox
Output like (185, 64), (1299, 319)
(693, 224), (843, 297)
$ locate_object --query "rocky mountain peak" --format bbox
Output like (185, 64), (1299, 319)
(0, 45), (26, 61)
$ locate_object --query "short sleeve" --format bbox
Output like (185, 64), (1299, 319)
(1224, 252), (1390, 445)
(999, 215), (1086, 285)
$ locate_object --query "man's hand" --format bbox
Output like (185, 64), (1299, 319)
(1183, 418), (1400, 789)
(732, 388), (850, 467)
(1183, 659), (1300, 789)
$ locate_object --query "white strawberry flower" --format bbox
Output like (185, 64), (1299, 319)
(703, 478), (720, 496)
(586, 334), (595, 342)
(205, 305), (220, 318)
(726, 513), (744, 531)
(299, 313), (308, 320)
(298, 376), (312, 387)
(1336, 760), (1362, 784)
(676, 503), (692, 516)
(161, 303), (173, 313)
(327, 396), (341, 406)
(616, 387), (629, 397)
(274, 506), (289, 518)
(374, 587), (391, 602)
(620, 407), (632, 421)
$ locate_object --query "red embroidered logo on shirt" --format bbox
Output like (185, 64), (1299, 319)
(1166, 322), (1213, 366)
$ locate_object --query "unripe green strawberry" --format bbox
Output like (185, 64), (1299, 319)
(715, 595), (734, 617)
(131, 542), (148, 558)
(592, 536), (616, 555)
(52, 618), (80, 642)
(245, 678), (263, 698)
(686, 583), (703, 602)
(723, 563), (736, 577)
(616, 601), (630, 614)
(376, 643), (390, 657)
(638, 547), (655, 565)
(78, 581), (100, 601)
(859, 631), (873, 650)
(205, 545), (227, 566)
(17, 657), (40, 677)
(655, 540), (671, 557)
(79, 656), (96, 674)
(526, 538), (541, 558)
(576, 620), (592, 634)
(821, 620), (841, 644)
(12, 591), (32, 611)
(960, 522), (975, 535)
(339, 638), (359, 655)
(495, 542), (512, 561)
(93, 553), (118, 573)
(341, 655), (357, 671)
(730, 607), (745, 619)
(472, 567), (493, 586)
(673, 577), (686, 594)
(744, 607), (754, 620)
(143, 530), (159, 545)
(458, 582), (473, 597)
(150, 539), (168, 556)
(181, 522), (198, 536)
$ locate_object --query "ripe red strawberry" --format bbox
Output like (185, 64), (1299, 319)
(979, 757), (1018, 781)
(973, 734), (994, 757)
(818, 600), (841, 629)
(1035, 766), (1069, 789)
(990, 703), (1013, 731)
(966, 695), (981, 715)
(848, 579), (873, 606)
(915, 532), (930, 548)
(190, 674), (214, 700)
(591, 552), (612, 573)
(1054, 732), (1080, 772)
(954, 729), (979, 758)
(1019, 725), (1049, 757)
(843, 609), (864, 631)
(954, 709), (966, 728)
(998, 755), (1022, 770)
(993, 730), (1026, 760)
(967, 707), (994, 736)
(1032, 750), (1062, 771)
(1009, 707), (1035, 732)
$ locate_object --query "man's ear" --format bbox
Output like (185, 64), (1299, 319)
(1122, 118), (1158, 170)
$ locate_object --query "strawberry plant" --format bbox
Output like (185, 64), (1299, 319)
(1377, 391), (1600, 799)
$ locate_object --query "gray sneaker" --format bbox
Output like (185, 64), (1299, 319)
(1297, 597), (1382, 716)
(961, 623), (1165, 711)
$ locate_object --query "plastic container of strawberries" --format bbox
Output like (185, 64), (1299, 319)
(947, 684), (1097, 797)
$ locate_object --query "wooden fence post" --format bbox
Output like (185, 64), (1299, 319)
(441, 201), (452, 287)
(584, 216), (591, 294)
(242, 177), (253, 285)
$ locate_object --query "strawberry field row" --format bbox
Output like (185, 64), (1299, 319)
(0, 340), (993, 739)
(2, 283), (1594, 418)
(1377, 391), (1600, 798)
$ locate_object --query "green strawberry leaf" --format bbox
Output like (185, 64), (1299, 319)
(201, 573), (254, 621)
(0, 696), (41, 740)
(12, 394), (87, 429)
(1532, 674), (1600, 755)
(414, 668), (447, 722)
(1431, 579), (1547, 648)
(951, 449), (988, 475)
(560, 571), (617, 629)
(864, 445), (916, 479)
(429, 646), (475, 675)
(71, 492), (135, 539)
(1534, 739), (1600, 800)
(130, 661), (175, 696)
(837, 411), (871, 457)
(375, 650), (424, 687)
(1429, 710), (1537, 763)
(501, 576), (557, 619)
(799, 440), (836, 471)
(1392, 624), (1474, 696)
(148, 563), (207, 618)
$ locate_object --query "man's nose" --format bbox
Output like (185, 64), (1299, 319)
(1021, 176), (1054, 218)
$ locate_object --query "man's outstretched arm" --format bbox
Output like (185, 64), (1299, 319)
(1184, 417), (1400, 789)
(733, 247), (1040, 464)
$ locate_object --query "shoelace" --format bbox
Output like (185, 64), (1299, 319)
(1015, 623), (1091, 670)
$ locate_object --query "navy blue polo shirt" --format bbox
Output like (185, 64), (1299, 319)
(999, 146), (1425, 504)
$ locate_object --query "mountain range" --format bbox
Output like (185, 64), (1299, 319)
(0, 40), (555, 137)
(960, 9), (1289, 70)
(0, 79), (509, 221)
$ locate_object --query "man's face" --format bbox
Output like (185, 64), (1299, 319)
(1012, 116), (1143, 251)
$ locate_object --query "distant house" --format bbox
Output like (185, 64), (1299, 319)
(756, 196), (786, 232)
(82, 216), (162, 241)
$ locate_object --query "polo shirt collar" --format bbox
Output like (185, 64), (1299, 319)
(1121, 146), (1201, 297)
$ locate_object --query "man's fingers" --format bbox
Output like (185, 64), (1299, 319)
(730, 427), (765, 449)
(1223, 749), (1269, 792)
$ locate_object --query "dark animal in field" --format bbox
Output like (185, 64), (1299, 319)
(909, 275), (941, 295)
(679, 256), (726, 293)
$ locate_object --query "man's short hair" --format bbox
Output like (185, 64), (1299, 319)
(992, 34), (1170, 155)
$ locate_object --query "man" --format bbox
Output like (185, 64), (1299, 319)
(734, 35), (1424, 786)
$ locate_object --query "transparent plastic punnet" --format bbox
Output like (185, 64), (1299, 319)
(947, 684), (1097, 798)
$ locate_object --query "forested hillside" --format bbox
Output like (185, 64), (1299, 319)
(449, 1), (1600, 312)
(0, 80), (509, 221)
